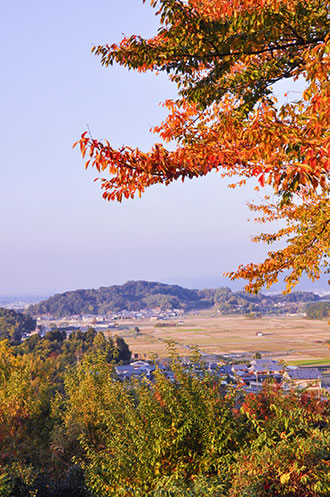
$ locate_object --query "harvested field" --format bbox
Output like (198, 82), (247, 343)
(116, 315), (329, 364)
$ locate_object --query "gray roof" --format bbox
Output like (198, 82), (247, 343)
(233, 371), (251, 378)
(252, 364), (282, 373)
(251, 359), (280, 366)
(207, 362), (218, 370)
(232, 364), (249, 372)
(115, 365), (135, 374)
(250, 359), (282, 373)
(130, 360), (150, 368)
(219, 365), (232, 374)
(287, 368), (321, 380)
(115, 365), (153, 377)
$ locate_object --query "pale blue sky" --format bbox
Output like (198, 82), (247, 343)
(1, 0), (326, 296)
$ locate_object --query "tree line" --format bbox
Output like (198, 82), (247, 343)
(27, 281), (324, 318)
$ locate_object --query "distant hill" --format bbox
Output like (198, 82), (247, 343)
(28, 281), (206, 317)
(27, 281), (325, 318)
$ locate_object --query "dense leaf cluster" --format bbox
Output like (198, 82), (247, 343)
(0, 307), (36, 343)
(0, 341), (328, 497)
(76, 0), (329, 293)
(17, 327), (131, 373)
(305, 301), (330, 320)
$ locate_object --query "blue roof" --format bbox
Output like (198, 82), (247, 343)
(251, 359), (280, 366)
(287, 368), (321, 380)
(250, 359), (282, 372)
(219, 365), (232, 374)
(232, 364), (249, 371)
(115, 365), (135, 374)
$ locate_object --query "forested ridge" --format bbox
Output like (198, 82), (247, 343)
(28, 281), (203, 316)
(28, 280), (324, 317)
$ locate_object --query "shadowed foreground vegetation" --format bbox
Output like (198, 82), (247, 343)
(0, 336), (329, 497)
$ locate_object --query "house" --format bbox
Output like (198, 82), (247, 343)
(115, 365), (136, 380)
(115, 362), (155, 380)
(245, 381), (264, 393)
(250, 359), (283, 373)
(249, 359), (283, 383)
(206, 362), (219, 372)
(231, 364), (249, 373)
(231, 364), (253, 384)
(130, 360), (154, 370)
(284, 368), (322, 396)
(218, 364), (232, 376)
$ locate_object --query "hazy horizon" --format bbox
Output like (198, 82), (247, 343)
(1, 273), (329, 302)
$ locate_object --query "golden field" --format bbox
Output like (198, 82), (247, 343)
(111, 314), (330, 365)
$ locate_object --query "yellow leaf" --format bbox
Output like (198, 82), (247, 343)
(280, 473), (291, 484)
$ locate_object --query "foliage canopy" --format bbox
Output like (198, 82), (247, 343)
(0, 307), (36, 343)
(75, 0), (329, 293)
(0, 340), (329, 496)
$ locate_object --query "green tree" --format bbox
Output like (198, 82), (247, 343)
(62, 352), (241, 496)
(305, 301), (330, 319)
(0, 342), (54, 496)
(0, 308), (35, 343)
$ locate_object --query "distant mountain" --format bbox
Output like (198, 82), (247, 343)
(27, 281), (326, 318)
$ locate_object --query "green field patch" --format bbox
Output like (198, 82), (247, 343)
(287, 358), (330, 366)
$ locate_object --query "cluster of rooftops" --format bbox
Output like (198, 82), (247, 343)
(115, 358), (323, 394)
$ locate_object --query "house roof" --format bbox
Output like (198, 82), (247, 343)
(115, 365), (135, 374)
(287, 368), (321, 380)
(251, 359), (279, 366)
(232, 364), (249, 372)
(233, 371), (251, 378)
(252, 364), (282, 373)
(207, 362), (218, 370)
(115, 364), (154, 377)
(250, 359), (282, 373)
(130, 360), (154, 368)
(219, 365), (232, 375)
